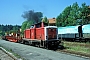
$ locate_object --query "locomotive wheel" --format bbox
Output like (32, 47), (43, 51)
(21, 40), (25, 44)
(43, 42), (47, 49)
(46, 42), (50, 49)
(46, 44), (49, 49)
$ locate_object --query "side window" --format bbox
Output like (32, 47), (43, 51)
(36, 24), (41, 28)
(30, 26), (34, 28)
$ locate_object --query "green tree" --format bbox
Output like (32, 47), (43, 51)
(56, 14), (63, 27)
(56, 2), (90, 27)
(67, 2), (80, 25)
(21, 21), (28, 33)
(42, 16), (48, 23)
(56, 5), (72, 26)
(80, 3), (90, 24)
(26, 21), (34, 29)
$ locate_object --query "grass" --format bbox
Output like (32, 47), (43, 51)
(63, 41), (90, 54)
(68, 45), (90, 53)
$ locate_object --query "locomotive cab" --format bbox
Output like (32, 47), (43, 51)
(44, 26), (60, 49)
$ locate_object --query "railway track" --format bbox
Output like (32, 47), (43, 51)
(56, 49), (90, 59)
(0, 47), (18, 60)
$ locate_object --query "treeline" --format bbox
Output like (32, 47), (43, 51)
(56, 2), (90, 27)
(0, 24), (21, 36)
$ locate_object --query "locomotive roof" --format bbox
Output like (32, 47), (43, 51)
(31, 22), (48, 26)
(45, 26), (57, 28)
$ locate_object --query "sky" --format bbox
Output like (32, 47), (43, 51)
(0, 0), (90, 25)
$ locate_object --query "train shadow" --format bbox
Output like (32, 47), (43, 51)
(49, 45), (65, 51)
(20, 41), (65, 51)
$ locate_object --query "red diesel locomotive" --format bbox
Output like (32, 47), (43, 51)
(22, 22), (60, 49)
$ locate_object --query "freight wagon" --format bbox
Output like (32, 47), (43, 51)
(58, 24), (90, 42)
(2, 32), (21, 42)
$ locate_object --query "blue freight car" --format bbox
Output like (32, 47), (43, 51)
(58, 24), (90, 41)
(58, 25), (79, 40)
(82, 24), (90, 40)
